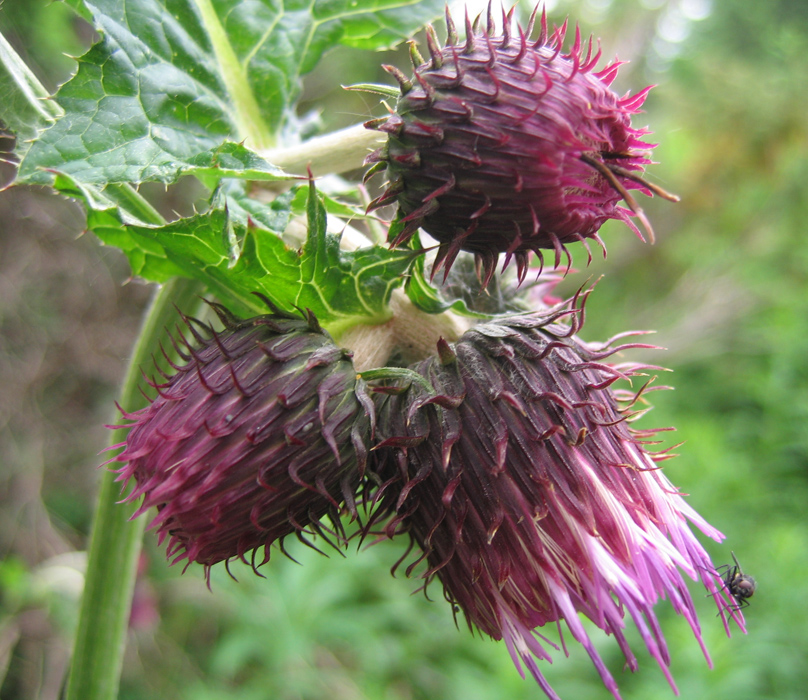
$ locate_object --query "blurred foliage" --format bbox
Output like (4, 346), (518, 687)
(2, 0), (808, 698)
(0, 0), (89, 91)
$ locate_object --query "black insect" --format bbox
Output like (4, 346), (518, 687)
(716, 551), (756, 614)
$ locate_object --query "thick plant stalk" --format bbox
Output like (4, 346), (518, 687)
(260, 123), (385, 176)
(66, 276), (202, 700)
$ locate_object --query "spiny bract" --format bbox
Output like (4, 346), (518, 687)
(366, 6), (677, 285)
(112, 302), (373, 575)
(369, 292), (739, 700)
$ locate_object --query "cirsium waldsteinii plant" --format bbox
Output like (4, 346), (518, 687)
(0, 2), (743, 700)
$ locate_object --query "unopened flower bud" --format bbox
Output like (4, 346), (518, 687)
(113, 303), (373, 574)
(366, 6), (677, 284)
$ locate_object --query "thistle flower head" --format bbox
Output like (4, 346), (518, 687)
(366, 6), (678, 285)
(371, 292), (739, 700)
(113, 302), (372, 575)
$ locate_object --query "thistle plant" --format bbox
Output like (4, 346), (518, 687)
(0, 2), (745, 700)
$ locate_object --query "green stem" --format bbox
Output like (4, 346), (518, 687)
(259, 123), (386, 177)
(104, 183), (165, 225)
(191, 0), (274, 150)
(65, 276), (202, 700)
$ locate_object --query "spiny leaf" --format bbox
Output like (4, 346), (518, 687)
(215, 179), (297, 232)
(52, 171), (414, 327)
(17, 0), (443, 188)
(405, 251), (494, 319)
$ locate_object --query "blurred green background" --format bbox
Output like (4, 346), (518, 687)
(1, 0), (807, 698)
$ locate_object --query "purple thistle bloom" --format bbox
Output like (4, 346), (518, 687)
(365, 6), (678, 285)
(370, 290), (740, 700)
(112, 303), (373, 574)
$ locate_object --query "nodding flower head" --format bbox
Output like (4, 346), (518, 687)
(370, 291), (739, 700)
(365, 6), (678, 286)
(112, 302), (373, 577)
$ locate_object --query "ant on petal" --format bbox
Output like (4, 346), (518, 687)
(716, 551), (756, 615)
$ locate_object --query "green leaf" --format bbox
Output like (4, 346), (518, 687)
(215, 179), (298, 232)
(17, 0), (443, 187)
(405, 253), (491, 318)
(400, 230), (508, 319)
(53, 171), (414, 328)
(289, 182), (374, 223)
(204, 0), (445, 122)
(185, 141), (295, 181)
(63, 0), (93, 22)
(49, 172), (187, 281)
(321, 0), (444, 51)
(0, 30), (63, 161)
(344, 81), (402, 98)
